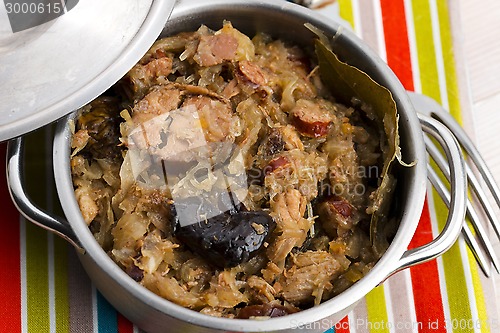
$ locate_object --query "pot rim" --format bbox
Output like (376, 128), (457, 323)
(53, 0), (427, 331)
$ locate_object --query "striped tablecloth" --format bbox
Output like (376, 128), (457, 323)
(0, 1), (498, 332)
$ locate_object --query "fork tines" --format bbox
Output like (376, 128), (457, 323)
(424, 116), (500, 277)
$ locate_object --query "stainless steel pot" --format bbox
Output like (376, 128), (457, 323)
(6, 0), (467, 332)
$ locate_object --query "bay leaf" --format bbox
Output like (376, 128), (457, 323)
(313, 31), (401, 243)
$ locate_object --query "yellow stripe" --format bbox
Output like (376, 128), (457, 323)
(434, 195), (474, 333)
(365, 285), (390, 333)
(466, 249), (491, 333)
(435, 0), (462, 123)
(412, 0), (441, 103)
(413, 0), (476, 331)
(435, 3), (490, 332)
(338, 0), (355, 30)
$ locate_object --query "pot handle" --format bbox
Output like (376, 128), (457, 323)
(389, 114), (467, 276)
(6, 136), (84, 252)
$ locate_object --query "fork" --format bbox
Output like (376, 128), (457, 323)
(409, 92), (500, 277)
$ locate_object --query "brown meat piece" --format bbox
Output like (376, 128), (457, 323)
(127, 56), (173, 99)
(194, 33), (239, 66)
(317, 196), (356, 237)
(267, 188), (312, 264)
(291, 99), (333, 138)
(281, 251), (341, 305)
(237, 60), (268, 87)
(264, 156), (291, 176)
(131, 85), (183, 124)
(127, 87), (236, 163)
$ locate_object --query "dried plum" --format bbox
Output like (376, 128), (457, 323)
(126, 264), (144, 282)
(258, 129), (285, 159)
(171, 200), (275, 268)
(77, 97), (123, 160)
(237, 303), (299, 319)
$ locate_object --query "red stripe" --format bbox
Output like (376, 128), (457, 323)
(380, 0), (414, 91)
(117, 313), (134, 333)
(379, 1), (447, 332)
(0, 142), (22, 332)
(334, 315), (350, 333)
(408, 200), (447, 333)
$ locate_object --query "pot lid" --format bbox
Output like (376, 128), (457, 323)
(0, 0), (175, 141)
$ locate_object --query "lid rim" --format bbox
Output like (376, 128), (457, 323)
(0, 0), (176, 141)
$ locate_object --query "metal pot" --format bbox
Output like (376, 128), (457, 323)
(6, 0), (467, 332)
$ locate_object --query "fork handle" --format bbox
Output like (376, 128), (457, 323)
(388, 114), (467, 276)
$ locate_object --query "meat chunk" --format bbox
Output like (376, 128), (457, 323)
(247, 276), (276, 302)
(131, 85), (183, 124)
(194, 22), (255, 67)
(237, 60), (268, 87)
(258, 125), (304, 160)
(281, 251), (341, 305)
(317, 196), (356, 237)
(264, 149), (328, 200)
(291, 99), (334, 138)
(279, 125), (304, 151)
(181, 95), (236, 143)
(127, 56), (173, 99)
(267, 188), (312, 263)
(195, 33), (239, 67)
(264, 156), (291, 176)
(128, 104), (209, 164)
(74, 187), (99, 225)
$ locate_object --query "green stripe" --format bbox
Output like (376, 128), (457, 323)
(413, 1), (474, 331)
(25, 130), (51, 332)
(55, 237), (70, 332)
(365, 285), (390, 333)
(46, 125), (71, 333)
(338, 0), (355, 30)
(25, 224), (50, 332)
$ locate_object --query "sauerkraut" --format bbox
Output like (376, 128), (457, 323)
(71, 21), (396, 318)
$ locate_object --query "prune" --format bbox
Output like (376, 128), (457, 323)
(259, 130), (285, 158)
(171, 200), (275, 268)
(237, 303), (299, 319)
(77, 97), (123, 160)
(126, 264), (144, 282)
